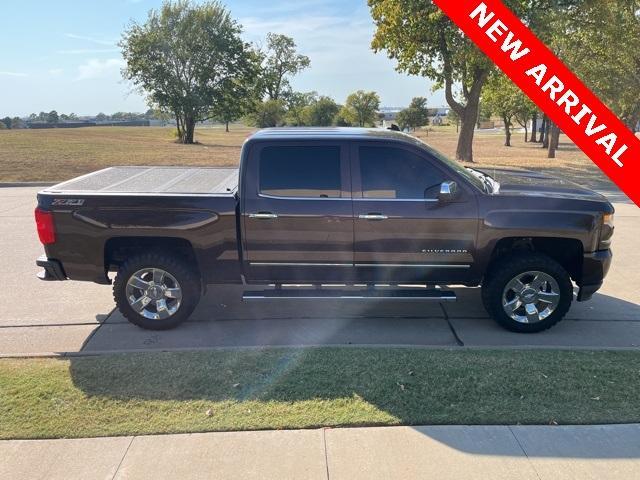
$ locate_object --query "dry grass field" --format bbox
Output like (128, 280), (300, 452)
(0, 124), (622, 189)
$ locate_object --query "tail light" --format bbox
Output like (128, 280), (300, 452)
(35, 208), (56, 245)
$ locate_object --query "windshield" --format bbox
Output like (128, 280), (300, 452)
(413, 137), (489, 192)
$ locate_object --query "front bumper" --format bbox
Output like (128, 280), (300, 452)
(36, 255), (67, 281)
(577, 249), (612, 301)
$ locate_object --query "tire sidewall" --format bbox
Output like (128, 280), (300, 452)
(114, 253), (200, 330)
(483, 254), (573, 333)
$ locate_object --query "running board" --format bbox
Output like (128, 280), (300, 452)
(242, 289), (456, 301)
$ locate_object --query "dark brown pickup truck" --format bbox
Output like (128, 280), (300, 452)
(35, 128), (614, 333)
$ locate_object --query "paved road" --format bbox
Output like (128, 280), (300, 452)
(1, 186), (639, 356)
(3, 424), (640, 479)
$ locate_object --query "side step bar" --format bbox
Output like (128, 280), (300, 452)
(243, 288), (456, 301)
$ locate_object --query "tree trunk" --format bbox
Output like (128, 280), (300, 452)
(443, 66), (488, 162)
(547, 123), (560, 158)
(174, 111), (184, 142)
(225, 121), (229, 133)
(542, 118), (550, 149)
(502, 115), (512, 147)
(530, 112), (538, 143)
(456, 107), (478, 162)
(540, 114), (547, 145)
(183, 117), (196, 144)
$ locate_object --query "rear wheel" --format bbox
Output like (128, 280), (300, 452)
(113, 252), (200, 330)
(481, 253), (573, 333)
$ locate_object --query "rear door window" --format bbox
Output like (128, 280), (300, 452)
(259, 145), (342, 198)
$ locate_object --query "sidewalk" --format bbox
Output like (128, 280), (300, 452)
(2, 424), (640, 480)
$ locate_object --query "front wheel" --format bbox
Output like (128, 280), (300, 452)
(113, 252), (201, 330)
(481, 253), (573, 333)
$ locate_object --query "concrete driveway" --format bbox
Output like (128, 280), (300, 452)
(1, 186), (639, 356)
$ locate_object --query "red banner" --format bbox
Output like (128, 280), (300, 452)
(433, 0), (640, 207)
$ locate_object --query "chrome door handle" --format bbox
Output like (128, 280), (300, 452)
(359, 214), (388, 220)
(249, 212), (278, 219)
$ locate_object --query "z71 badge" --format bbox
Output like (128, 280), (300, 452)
(52, 198), (85, 206)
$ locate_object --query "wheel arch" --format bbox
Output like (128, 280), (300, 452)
(105, 236), (201, 283)
(486, 236), (584, 282)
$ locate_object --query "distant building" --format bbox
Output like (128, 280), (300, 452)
(428, 107), (450, 126)
(377, 107), (403, 128)
(377, 105), (452, 128)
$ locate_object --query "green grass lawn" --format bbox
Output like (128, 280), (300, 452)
(1, 348), (639, 439)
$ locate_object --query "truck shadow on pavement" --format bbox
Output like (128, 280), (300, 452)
(65, 343), (640, 459)
(77, 286), (640, 353)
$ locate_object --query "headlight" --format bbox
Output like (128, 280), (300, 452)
(598, 213), (614, 250)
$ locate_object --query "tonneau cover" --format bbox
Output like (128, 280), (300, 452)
(43, 166), (239, 195)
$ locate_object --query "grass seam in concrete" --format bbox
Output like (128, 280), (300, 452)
(110, 436), (135, 480)
(507, 426), (543, 480)
(440, 303), (465, 346)
(322, 428), (331, 480)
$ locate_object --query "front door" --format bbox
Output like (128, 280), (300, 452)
(242, 142), (354, 283)
(352, 142), (478, 284)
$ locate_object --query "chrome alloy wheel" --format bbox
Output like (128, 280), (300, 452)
(501, 271), (561, 324)
(125, 268), (182, 320)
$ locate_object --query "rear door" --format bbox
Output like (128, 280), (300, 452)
(351, 142), (478, 284)
(241, 141), (354, 283)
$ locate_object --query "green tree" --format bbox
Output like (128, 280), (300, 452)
(245, 99), (287, 128)
(1, 117), (11, 129)
(559, 1), (640, 133)
(11, 117), (25, 129)
(396, 96), (430, 131)
(302, 96), (339, 126)
(483, 74), (536, 147)
(284, 91), (318, 126)
(211, 80), (259, 132)
(47, 110), (59, 124)
(121, 0), (257, 144)
(261, 33), (310, 101)
(334, 107), (353, 127)
(370, 0), (494, 161)
(96, 112), (108, 122)
(211, 52), (262, 132)
(369, 0), (551, 161)
(342, 90), (380, 127)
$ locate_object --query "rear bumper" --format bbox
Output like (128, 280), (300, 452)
(577, 249), (612, 301)
(36, 255), (67, 281)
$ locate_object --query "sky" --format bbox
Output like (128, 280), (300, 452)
(0, 0), (446, 117)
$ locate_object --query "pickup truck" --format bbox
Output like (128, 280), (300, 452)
(35, 127), (614, 333)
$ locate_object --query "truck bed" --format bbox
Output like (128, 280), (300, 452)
(43, 166), (239, 195)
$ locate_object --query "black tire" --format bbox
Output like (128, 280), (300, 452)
(481, 253), (573, 333)
(113, 252), (201, 330)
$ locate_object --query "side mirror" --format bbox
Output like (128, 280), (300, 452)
(438, 181), (458, 203)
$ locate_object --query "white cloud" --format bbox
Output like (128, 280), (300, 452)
(75, 58), (124, 81)
(48, 68), (64, 76)
(0, 71), (28, 77)
(57, 48), (120, 55)
(64, 33), (116, 46)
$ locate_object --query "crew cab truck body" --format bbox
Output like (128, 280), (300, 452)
(35, 128), (614, 332)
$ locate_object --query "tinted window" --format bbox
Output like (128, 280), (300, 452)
(359, 146), (444, 199)
(259, 146), (342, 198)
